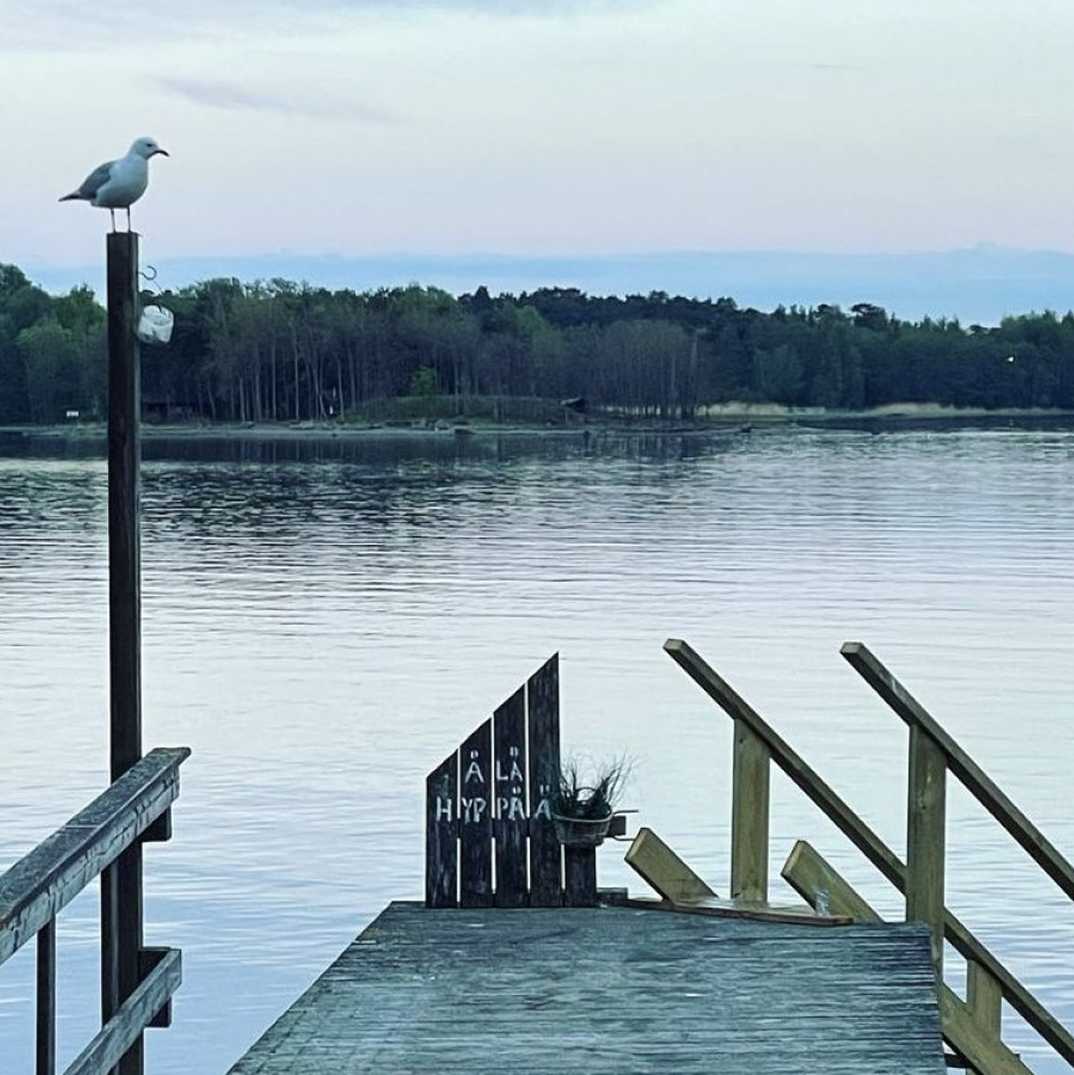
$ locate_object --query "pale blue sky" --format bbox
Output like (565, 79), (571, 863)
(4, 0), (1074, 269)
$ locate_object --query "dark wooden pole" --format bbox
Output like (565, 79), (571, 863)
(36, 919), (56, 1075)
(102, 230), (145, 1075)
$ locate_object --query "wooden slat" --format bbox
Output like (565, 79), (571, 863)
(609, 894), (850, 926)
(907, 725), (947, 977)
(0, 748), (189, 967)
(492, 688), (527, 908)
(459, 719), (493, 907)
(731, 719), (770, 902)
(624, 827), (718, 903)
(968, 961), (1003, 1039)
(781, 840), (1032, 1075)
(527, 655), (562, 906)
(841, 642), (1074, 902)
(37, 919), (56, 1075)
(666, 639), (1074, 1065)
(62, 948), (181, 1075)
(424, 753), (457, 908)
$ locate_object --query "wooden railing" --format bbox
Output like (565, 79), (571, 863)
(666, 638), (1072, 1075)
(0, 748), (190, 1075)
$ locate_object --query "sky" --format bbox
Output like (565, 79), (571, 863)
(3, 0), (1074, 285)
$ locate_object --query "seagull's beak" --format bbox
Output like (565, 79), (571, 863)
(154, 148), (170, 158)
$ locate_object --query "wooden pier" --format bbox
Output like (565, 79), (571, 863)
(222, 643), (1074, 1075)
(227, 901), (944, 1074)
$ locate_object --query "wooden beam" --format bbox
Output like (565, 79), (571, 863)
(666, 639), (1074, 1065)
(605, 893), (851, 927)
(907, 725), (947, 978)
(624, 827), (718, 903)
(782, 840), (1032, 1075)
(0, 748), (189, 967)
(731, 719), (770, 902)
(841, 641), (1074, 902)
(781, 840), (878, 921)
(61, 948), (181, 1075)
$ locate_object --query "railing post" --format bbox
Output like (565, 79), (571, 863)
(36, 920), (55, 1075)
(967, 960), (1003, 1053)
(906, 724), (946, 978)
(730, 718), (770, 902)
(104, 230), (144, 1075)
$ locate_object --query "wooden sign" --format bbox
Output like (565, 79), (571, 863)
(425, 655), (598, 908)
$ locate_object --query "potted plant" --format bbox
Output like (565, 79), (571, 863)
(551, 757), (629, 848)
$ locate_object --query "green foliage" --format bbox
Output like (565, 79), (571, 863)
(5, 259), (1074, 425)
(409, 365), (438, 397)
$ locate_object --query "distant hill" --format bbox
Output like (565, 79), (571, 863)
(27, 245), (1074, 324)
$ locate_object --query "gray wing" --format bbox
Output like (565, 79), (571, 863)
(74, 160), (115, 199)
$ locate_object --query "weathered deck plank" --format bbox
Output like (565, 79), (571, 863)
(228, 902), (945, 1074)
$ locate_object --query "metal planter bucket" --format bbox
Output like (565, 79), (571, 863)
(552, 812), (613, 848)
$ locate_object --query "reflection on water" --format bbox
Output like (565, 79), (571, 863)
(2, 426), (1073, 1073)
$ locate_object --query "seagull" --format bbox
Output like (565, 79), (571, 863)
(59, 137), (169, 232)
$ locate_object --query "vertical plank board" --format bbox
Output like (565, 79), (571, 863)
(36, 920), (55, 1075)
(493, 688), (528, 908)
(730, 718), (770, 902)
(425, 754), (458, 908)
(907, 725), (947, 978)
(564, 848), (597, 907)
(967, 960), (1003, 1038)
(459, 719), (494, 907)
(528, 654), (562, 906)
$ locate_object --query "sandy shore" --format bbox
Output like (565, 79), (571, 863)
(4, 404), (1073, 442)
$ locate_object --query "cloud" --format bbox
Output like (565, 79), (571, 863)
(152, 77), (401, 124)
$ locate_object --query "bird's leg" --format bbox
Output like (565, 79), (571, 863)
(126, 207), (131, 232)
(109, 209), (117, 232)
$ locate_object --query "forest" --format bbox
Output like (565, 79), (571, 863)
(2, 260), (1074, 424)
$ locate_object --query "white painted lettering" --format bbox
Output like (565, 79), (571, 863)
(464, 759), (484, 785)
(435, 797), (453, 823)
(462, 797), (488, 824)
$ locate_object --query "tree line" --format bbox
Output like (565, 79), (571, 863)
(3, 261), (1074, 424)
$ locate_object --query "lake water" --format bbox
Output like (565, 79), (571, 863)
(1, 424), (1073, 1073)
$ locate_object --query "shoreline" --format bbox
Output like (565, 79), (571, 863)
(3, 404), (1074, 442)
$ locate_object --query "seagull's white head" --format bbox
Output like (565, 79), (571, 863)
(130, 137), (169, 160)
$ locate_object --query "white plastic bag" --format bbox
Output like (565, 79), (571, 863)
(137, 304), (174, 345)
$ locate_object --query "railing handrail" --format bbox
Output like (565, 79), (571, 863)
(0, 747), (190, 968)
(664, 637), (1074, 1067)
(842, 641), (1074, 902)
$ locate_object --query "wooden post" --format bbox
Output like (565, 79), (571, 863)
(968, 960), (1003, 1038)
(907, 725), (946, 979)
(730, 718), (770, 902)
(36, 920), (55, 1075)
(103, 231), (144, 1075)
